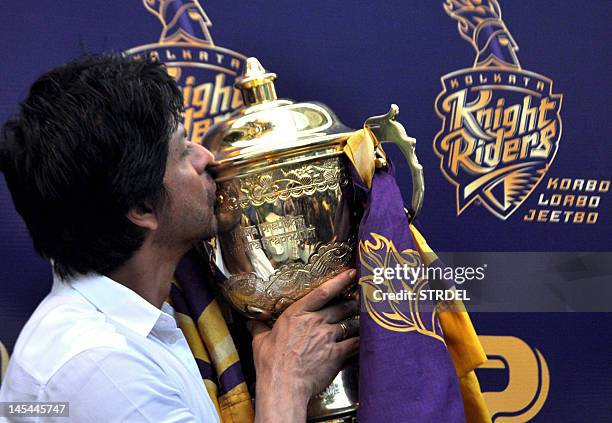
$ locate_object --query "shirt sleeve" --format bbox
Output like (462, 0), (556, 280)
(40, 347), (206, 423)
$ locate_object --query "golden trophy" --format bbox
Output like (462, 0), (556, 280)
(202, 57), (424, 421)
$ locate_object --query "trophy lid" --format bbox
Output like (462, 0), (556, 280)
(201, 57), (353, 181)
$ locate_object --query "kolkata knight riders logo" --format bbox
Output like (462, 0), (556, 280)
(126, 0), (247, 144)
(434, 1), (563, 220)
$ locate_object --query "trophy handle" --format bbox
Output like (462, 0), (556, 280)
(365, 104), (424, 222)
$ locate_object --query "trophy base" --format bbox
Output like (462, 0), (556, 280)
(308, 413), (357, 423)
(307, 358), (359, 422)
(310, 415), (357, 423)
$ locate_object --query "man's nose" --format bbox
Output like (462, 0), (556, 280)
(190, 142), (216, 174)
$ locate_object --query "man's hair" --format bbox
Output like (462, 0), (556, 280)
(0, 54), (183, 278)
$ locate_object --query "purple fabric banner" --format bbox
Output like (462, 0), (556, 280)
(357, 164), (465, 422)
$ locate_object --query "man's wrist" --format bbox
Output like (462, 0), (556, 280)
(255, 369), (310, 422)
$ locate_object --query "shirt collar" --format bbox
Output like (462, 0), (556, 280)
(58, 272), (164, 337)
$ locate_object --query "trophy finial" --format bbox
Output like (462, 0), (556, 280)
(235, 57), (278, 106)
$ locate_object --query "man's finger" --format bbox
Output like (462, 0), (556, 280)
(319, 300), (359, 324)
(333, 336), (360, 360)
(334, 317), (360, 341)
(246, 320), (271, 338)
(296, 269), (357, 313)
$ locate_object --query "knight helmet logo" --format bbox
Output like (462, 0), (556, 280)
(126, 0), (248, 144)
(434, 0), (563, 220)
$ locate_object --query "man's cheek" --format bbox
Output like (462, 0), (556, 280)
(205, 182), (215, 204)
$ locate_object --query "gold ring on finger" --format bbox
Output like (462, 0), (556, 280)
(338, 320), (349, 341)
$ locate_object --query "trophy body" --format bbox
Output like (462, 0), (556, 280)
(214, 152), (357, 321)
(202, 58), (423, 422)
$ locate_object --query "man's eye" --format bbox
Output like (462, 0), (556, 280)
(182, 144), (192, 157)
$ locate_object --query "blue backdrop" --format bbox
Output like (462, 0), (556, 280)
(1, 1), (610, 421)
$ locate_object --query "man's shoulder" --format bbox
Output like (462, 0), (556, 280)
(9, 291), (130, 384)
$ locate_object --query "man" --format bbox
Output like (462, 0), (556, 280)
(0, 54), (359, 422)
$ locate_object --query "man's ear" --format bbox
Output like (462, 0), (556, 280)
(127, 203), (158, 231)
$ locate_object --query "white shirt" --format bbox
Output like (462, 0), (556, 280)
(0, 273), (220, 423)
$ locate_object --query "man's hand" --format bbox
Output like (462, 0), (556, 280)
(249, 269), (359, 422)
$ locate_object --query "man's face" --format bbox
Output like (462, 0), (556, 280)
(156, 123), (218, 246)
